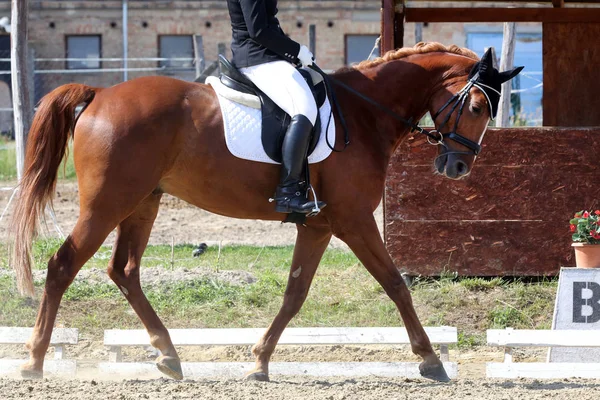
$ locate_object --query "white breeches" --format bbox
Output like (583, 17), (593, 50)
(240, 60), (318, 126)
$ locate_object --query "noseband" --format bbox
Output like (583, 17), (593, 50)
(309, 65), (484, 157)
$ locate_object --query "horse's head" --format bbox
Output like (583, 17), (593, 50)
(429, 48), (523, 179)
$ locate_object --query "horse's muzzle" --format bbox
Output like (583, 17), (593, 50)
(445, 158), (470, 179)
(435, 150), (471, 180)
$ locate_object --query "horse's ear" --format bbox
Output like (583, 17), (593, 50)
(499, 66), (524, 83)
(480, 48), (495, 75)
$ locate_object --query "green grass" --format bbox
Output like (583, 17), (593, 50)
(456, 332), (485, 349)
(0, 240), (559, 345)
(25, 239), (357, 272)
(0, 142), (76, 181)
(459, 277), (505, 291)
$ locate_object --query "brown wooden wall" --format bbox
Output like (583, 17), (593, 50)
(384, 127), (600, 276)
(543, 22), (600, 126)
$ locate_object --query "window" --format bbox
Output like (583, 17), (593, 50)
(66, 35), (101, 70)
(159, 35), (194, 69)
(0, 35), (10, 74)
(467, 31), (543, 126)
(345, 35), (379, 65)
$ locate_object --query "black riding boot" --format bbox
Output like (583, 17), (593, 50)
(274, 115), (327, 214)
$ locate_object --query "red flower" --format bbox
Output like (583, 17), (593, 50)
(570, 224), (577, 232)
(595, 210), (600, 215)
(583, 211), (590, 218)
(592, 231), (600, 240)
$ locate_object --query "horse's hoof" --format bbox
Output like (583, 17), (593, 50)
(419, 361), (450, 383)
(20, 365), (43, 380)
(244, 371), (270, 382)
(156, 355), (183, 380)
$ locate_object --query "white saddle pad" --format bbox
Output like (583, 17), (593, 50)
(207, 76), (335, 165)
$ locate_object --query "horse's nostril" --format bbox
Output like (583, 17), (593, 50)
(456, 160), (468, 175)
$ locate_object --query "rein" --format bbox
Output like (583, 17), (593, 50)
(309, 64), (482, 156)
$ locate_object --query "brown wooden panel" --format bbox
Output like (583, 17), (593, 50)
(387, 221), (570, 276)
(409, 0), (598, 2)
(385, 128), (600, 276)
(543, 23), (600, 126)
(394, 10), (404, 50)
(405, 8), (600, 23)
(386, 164), (600, 221)
(395, 127), (600, 166)
(381, 0), (395, 54)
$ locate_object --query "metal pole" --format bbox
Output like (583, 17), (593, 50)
(11, 0), (33, 181)
(309, 24), (316, 56)
(122, 0), (128, 81)
(381, 0), (395, 55)
(218, 43), (226, 58)
(217, 43), (226, 74)
(27, 48), (35, 116)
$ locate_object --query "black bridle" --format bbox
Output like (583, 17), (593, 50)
(310, 64), (483, 156)
(430, 72), (483, 156)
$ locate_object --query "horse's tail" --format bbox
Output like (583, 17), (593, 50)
(11, 83), (96, 297)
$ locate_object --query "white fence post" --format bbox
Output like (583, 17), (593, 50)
(487, 328), (600, 379)
(497, 22), (516, 127)
(109, 346), (122, 363)
(193, 35), (205, 79)
(11, 0), (33, 180)
(0, 327), (78, 376)
(100, 327), (459, 379)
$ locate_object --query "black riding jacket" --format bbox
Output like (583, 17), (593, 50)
(227, 0), (301, 68)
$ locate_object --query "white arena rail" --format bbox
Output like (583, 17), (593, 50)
(0, 327), (78, 376)
(100, 326), (458, 379)
(487, 328), (600, 379)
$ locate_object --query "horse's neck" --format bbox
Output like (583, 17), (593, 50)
(335, 59), (443, 159)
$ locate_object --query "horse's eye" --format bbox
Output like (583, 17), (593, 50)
(471, 105), (482, 116)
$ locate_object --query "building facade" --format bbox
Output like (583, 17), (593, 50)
(0, 1), (543, 130)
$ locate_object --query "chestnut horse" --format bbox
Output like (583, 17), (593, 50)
(12, 43), (498, 382)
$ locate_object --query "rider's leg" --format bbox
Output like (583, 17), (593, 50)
(274, 114), (325, 214)
(240, 61), (325, 214)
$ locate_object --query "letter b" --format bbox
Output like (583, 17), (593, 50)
(573, 282), (600, 323)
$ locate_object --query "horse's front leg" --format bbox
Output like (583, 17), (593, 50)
(331, 210), (450, 382)
(245, 224), (332, 382)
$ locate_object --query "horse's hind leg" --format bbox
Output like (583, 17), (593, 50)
(106, 191), (182, 380)
(333, 212), (450, 383)
(20, 215), (118, 379)
(245, 224), (332, 382)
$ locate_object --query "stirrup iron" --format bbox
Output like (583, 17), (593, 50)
(306, 185), (322, 217)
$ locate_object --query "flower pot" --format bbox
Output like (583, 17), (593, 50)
(572, 243), (600, 268)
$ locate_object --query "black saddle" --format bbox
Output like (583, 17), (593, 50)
(218, 55), (327, 163)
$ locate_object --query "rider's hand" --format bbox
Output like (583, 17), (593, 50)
(297, 45), (314, 68)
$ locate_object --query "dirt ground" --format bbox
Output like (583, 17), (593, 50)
(0, 182), (380, 249)
(0, 342), (592, 399)
(1, 183), (596, 398)
(2, 375), (600, 400)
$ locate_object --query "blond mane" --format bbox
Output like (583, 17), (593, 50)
(350, 42), (479, 71)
